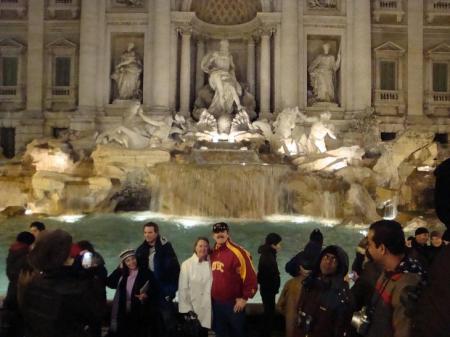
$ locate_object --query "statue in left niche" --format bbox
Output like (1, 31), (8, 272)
(111, 42), (143, 101)
(116, 0), (144, 7)
(96, 103), (173, 149)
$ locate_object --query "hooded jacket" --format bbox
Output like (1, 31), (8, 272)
(296, 245), (353, 337)
(257, 244), (280, 294)
(285, 241), (322, 277)
(136, 235), (180, 300)
(5, 242), (31, 309)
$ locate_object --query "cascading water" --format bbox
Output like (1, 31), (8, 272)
(149, 162), (293, 218)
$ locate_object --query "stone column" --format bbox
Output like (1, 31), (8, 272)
(247, 37), (256, 95)
(273, 24), (281, 112)
(407, 0), (424, 117)
(78, 0), (98, 113)
(352, 0), (372, 111)
(280, 0), (298, 108)
(169, 23), (178, 111)
(195, 38), (205, 95)
(259, 30), (272, 117)
(151, 0), (171, 113)
(179, 27), (192, 116)
(26, 0), (45, 114)
(95, 0), (107, 111)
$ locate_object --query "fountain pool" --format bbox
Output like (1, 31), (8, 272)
(0, 212), (366, 302)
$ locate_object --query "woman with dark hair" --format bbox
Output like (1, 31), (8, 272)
(106, 249), (157, 337)
(178, 237), (212, 337)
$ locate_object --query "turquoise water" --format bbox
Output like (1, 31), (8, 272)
(0, 212), (365, 302)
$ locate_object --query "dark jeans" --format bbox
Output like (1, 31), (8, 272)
(155, 299), (177, 337)
(212, 300), (246, 337)
(260, 292), (276, 337)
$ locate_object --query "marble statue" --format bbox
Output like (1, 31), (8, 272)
(96, 103), (172, 149)
(193, 83), (256, 121)
(201, 40), (243, 116)
(308, 42), (341, 103)
(306, 112), (336, 153)
(111, 42), (143, 101)
(273, 107), (301, 140)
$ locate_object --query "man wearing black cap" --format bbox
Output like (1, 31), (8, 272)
(408, 227), (430, 270)
(210, 222), (258, 337)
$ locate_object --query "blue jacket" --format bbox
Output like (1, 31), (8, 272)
(136, 236), (180, 300)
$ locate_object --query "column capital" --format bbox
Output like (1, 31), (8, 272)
(256, 24), (277, 38)
(177, 24), (193, 36)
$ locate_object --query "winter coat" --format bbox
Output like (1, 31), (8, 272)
(107, 266), (157, 337)
(350, 260), (382, 311)
(135, 235), (180, 300)
(407, 239), (430, 270)
(211, 240), (258, 302)
(257, 244), (280, 295)
(366, 256), (425, 337)
(5, 242), (31, 310)
(20, 265), (106, 337)
(178, 253), (212, 329)
(412, 245), (450, 337)
(296, 245), (353, 337)
(277, 271), (309, 337)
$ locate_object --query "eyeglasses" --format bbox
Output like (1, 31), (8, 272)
(323, 254), (337, 263)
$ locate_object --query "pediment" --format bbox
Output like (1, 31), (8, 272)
(0, 38), (25, 52)
(374, 41), (405, 53)
(427, 43), (450, 55)
(46, 38), (77, 50)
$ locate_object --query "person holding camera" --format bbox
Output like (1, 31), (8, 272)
(364, 220), (425, 337)
(296, 245), (353, 337)
(106, 249), (158, 337)
(178, 237), (212, 337)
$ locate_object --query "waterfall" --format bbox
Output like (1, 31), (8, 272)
(149, 163), (292, 219)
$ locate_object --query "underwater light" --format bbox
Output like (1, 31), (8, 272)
(25, 208), (33, 215)
(52, 214), (86, 223)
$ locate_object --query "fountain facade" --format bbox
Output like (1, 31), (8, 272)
(0, 1), (448, 225)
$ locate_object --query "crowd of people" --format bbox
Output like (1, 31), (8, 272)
(2, 216), (449, 337)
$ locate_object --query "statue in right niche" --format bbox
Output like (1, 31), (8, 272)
(308, 42), (341, 104)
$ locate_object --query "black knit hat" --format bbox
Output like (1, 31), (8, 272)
(309, 229), (324, 244)
(265, 233), (282, 246)
(16, 231), (35, 245)
(212, 222), (229, 233)
(415, 227), (429, 236)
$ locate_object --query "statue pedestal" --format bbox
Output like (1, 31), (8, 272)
(105, 100), (140, 116)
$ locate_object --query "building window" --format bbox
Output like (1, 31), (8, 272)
(55, 57), (71, 87)
(433, 63), (448, 92)
(380, 61), (396, 91)
(52, 127), (68, 138)
(434, 133), (448, 144)
(1, 57), (18, 86)
(381, 132), (396, 141)
(0, 127), (15, 158)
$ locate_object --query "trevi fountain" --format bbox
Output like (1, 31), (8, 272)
(0, 0), (449, 296)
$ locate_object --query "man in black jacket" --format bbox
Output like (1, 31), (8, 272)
(135, 222), (180, 337)
(257, 233), (282, 337)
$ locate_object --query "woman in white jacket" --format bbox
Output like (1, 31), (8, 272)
(178, 237), (212, 337)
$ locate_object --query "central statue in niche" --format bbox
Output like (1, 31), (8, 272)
(201, 39), (243, 116)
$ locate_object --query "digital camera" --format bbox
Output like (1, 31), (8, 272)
(351, 307), (371, 336)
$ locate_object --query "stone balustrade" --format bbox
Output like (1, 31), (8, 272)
(374, 89), (405, 115)
(46, 85), (77, 109)
(0, 0), (26, 17)
(48, 0), (80, 19)
(425, 91), (450, 115)
(0, 84), (24, 107)
(426, 0), (450, 23)
(373, 0), (404, 23)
